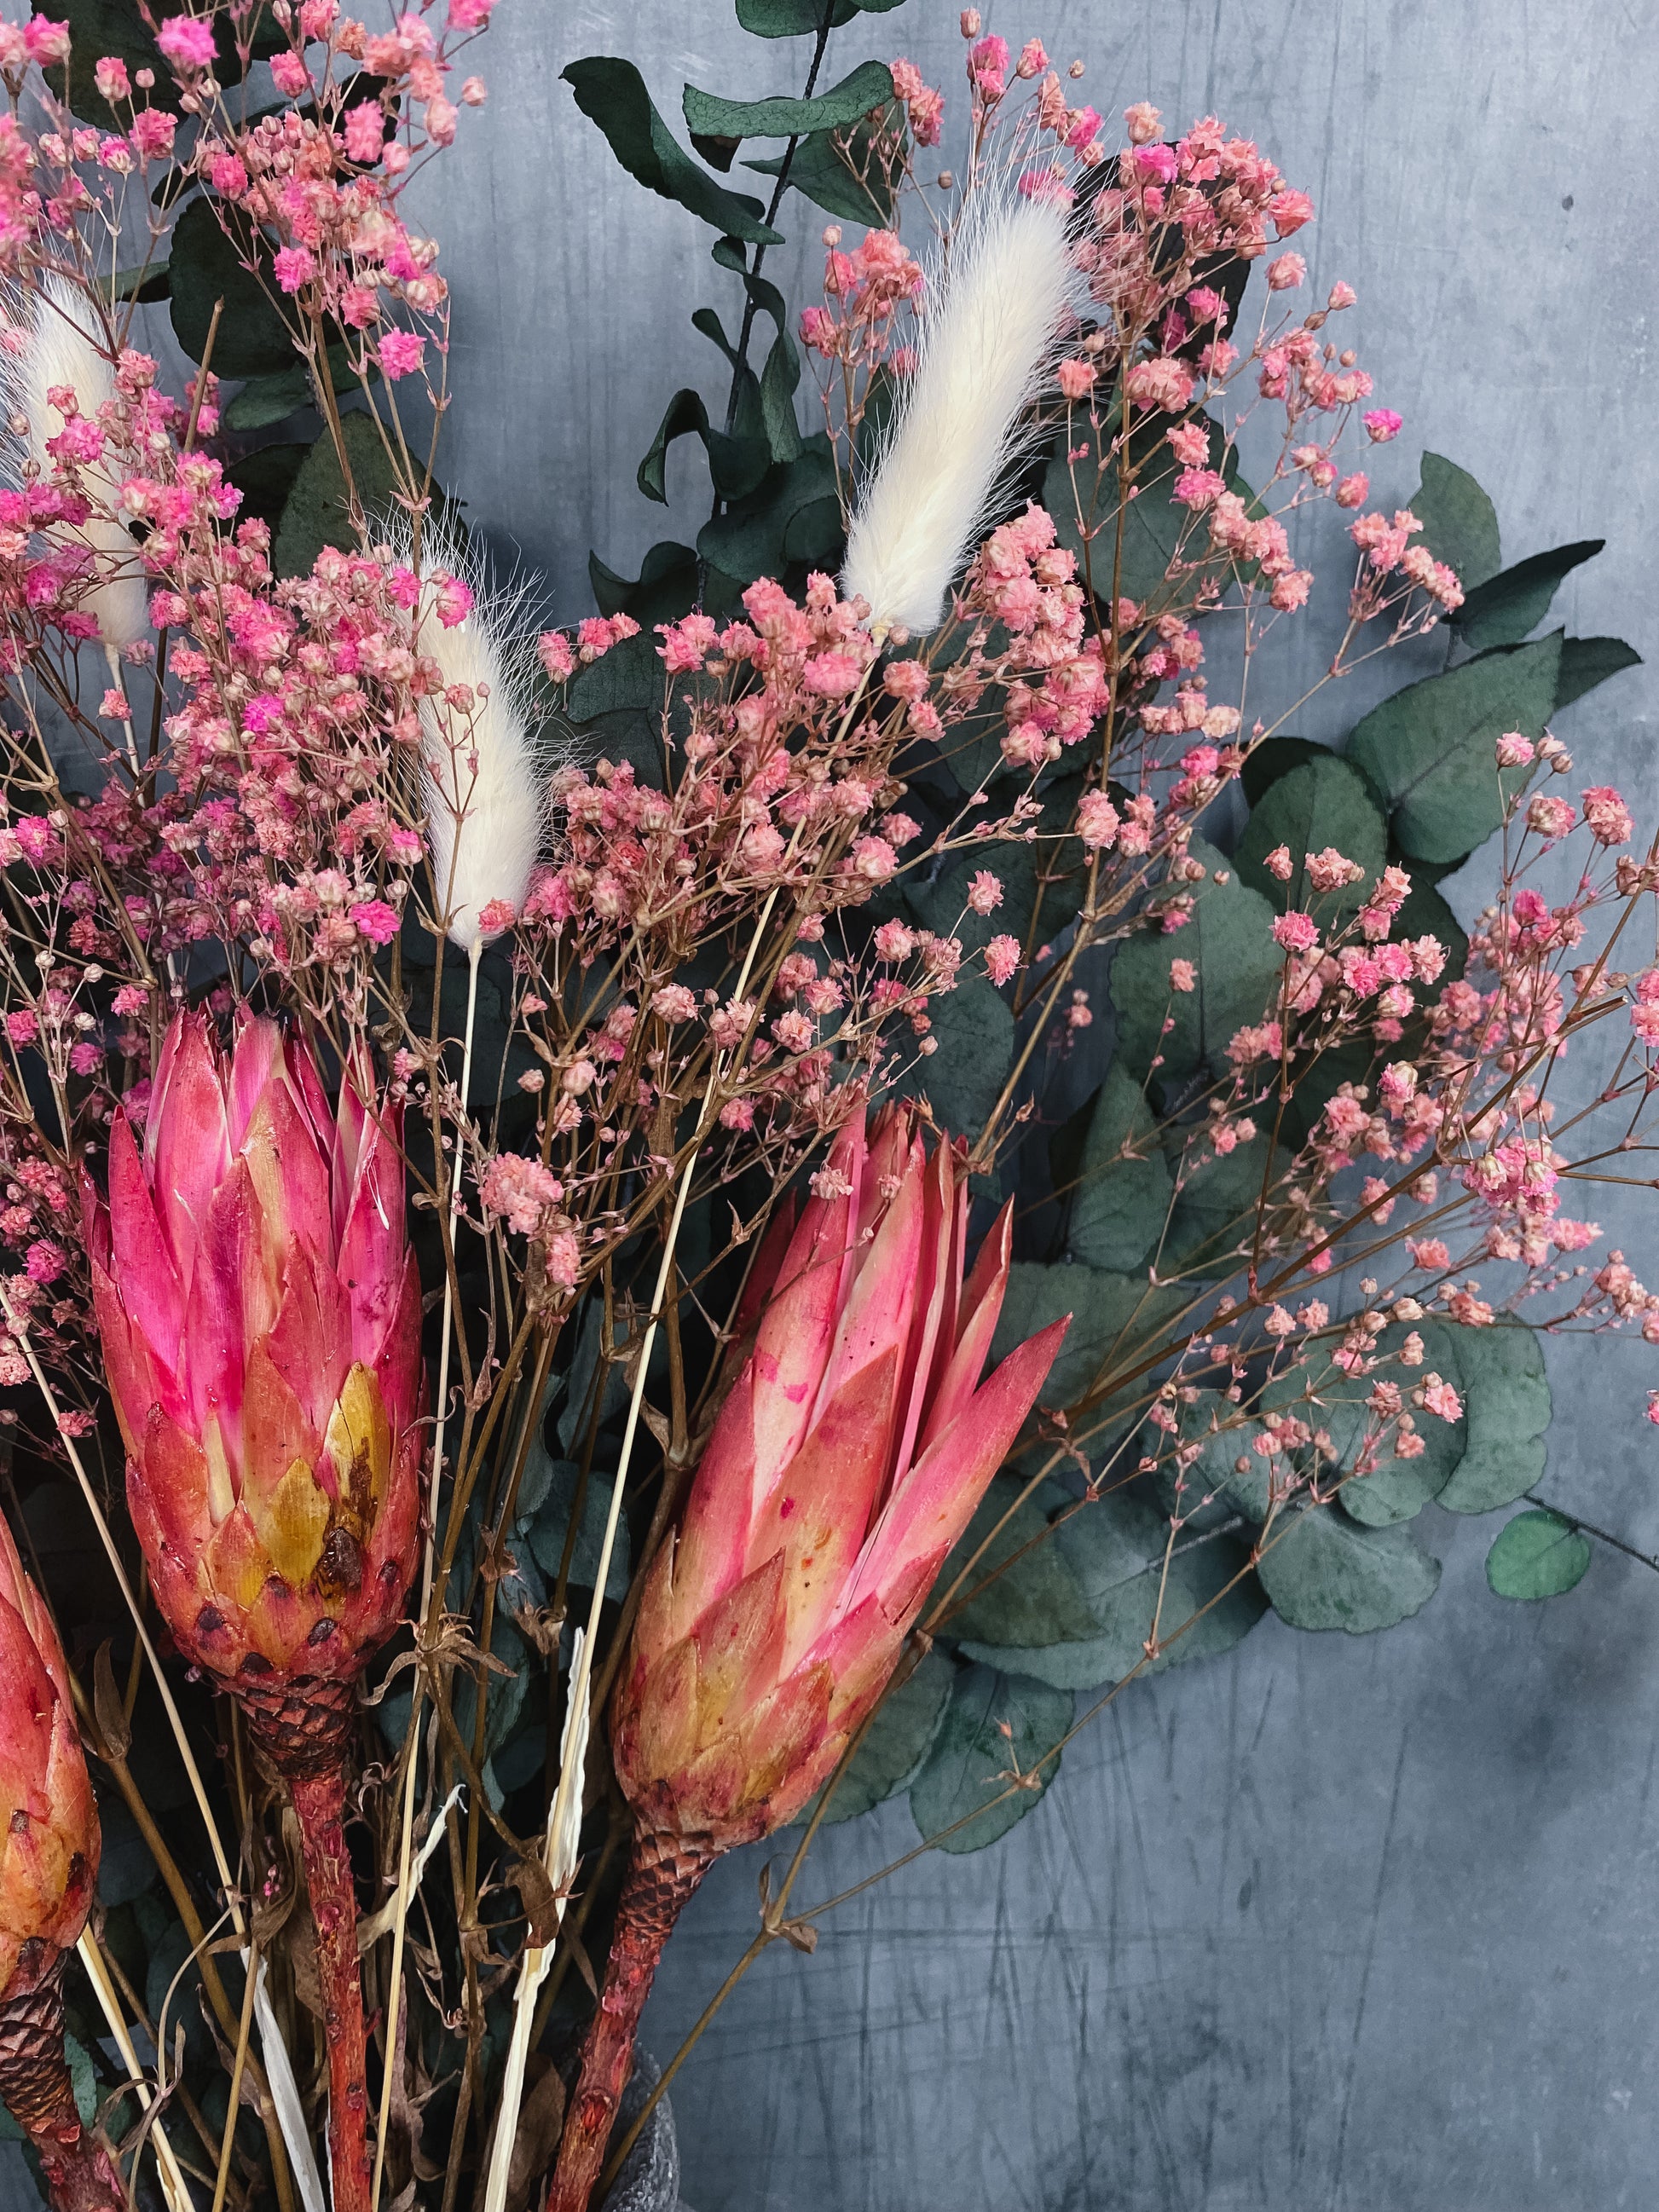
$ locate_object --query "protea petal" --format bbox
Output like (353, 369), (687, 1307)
(743, 1348), (898, 1667)
(105, 1109), (184, 1359)
(262, 1238), (353, 1441)
(842, 1314), (1069, 1623)
(685, 1551), (788, 1752)
(917, 1198), (1014, 1457)
(147, 1014), (231, 1278)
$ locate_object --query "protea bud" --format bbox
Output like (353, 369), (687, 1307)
(0, 1514), (121, 2212)
(82, 1012), (423, 2212)
(550, 1104), (1067, 2212)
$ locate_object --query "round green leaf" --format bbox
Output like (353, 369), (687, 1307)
(1437, 1323), (1551, 1515)
(1109, 839), (1279, 1082)
(1235, 754), (1386, 920)
(1485, 1508), (1590, 1601)
(899, 973), (1014, 1138)
(1256, 1504), (1440, 1633)
(1069, 1066), (1173, 1273)
(1410, 453), (1501, 593)
(1346, 633), (1562, 865)
(169, 195), (296, 378)
(810, 1649), (953, 1824)
(990, 1262), (1187, 1427)
(908, 1664), (1071, 1854)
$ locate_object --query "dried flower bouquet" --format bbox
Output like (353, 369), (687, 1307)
(0, 1), (1646, 2209)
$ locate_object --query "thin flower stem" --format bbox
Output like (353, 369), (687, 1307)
(371, 933), (483, 2212)
(74, 1930), (192, 2212)
(210, 1938), (259, 2212)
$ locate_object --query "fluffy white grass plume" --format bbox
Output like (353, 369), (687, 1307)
(9, 274), (150, 651)
(414, 521), (543, 951)
(841, 181), (1076, 638)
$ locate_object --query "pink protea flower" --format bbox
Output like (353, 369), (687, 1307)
(552, 1102), (1066, 2211)
(0, 1512), (124, 2212)
(84, 1013), (421, 1689)
(82, 1011), (422, 2212)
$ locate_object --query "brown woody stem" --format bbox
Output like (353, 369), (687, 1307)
(240, 1673), (372, 2212)
(547, 1828), (714, 2212)
(0, 1950), (124, 2212)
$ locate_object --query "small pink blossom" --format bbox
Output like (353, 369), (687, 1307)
(349, 898), (401, 945)
(1363, 408), (1403, 442)
(986, 934), (1020, 986)
(1169, 958), (1195, 993)
(155, 14), (217, 68)
(378, 329), (426, 380)
(967, 869), (1003, 915)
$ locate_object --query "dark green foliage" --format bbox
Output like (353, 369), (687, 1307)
(1486, 1509), (1592, 1600)
(683, 59), (893, 139)
(1454, 539), (1603, 652)
(1347, 632), (1561, 864)
(1235, 754), (1386, 919)
(1109, 838), (1280, 1082)
(170, 195), (294, 378)
(1409, 452), (1501, 592)
(271, 413), (413, 578)
(1256, 1506), (1441, 1633)
(736, 0), (904, 31)
(563, 59), (783, 243)
(746, 101), (906, 222)
(908, 1663), (1071, 1851)
(810, 1650), (953, 1823)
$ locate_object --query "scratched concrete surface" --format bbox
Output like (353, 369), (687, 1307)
(9, 2), (1659, 2207)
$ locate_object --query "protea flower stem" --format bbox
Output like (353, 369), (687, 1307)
(546, 1828), (713, 2212)
(0, 1955), (124, 2212)
(242, 1677), (372, 2212)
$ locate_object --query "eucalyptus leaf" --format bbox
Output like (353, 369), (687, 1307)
(1109, 839), (1280, 1082)
(1436, 1322), (1551, 1514)
(898, 972), (1014, 1135)
(938, 1475), (1098, 1647)
(1047, 411), (1256, 610)
(521, 1455), (630, 1600)
(1409, 453), (1501, 592)
(908, 1664), (1071, 1853)
(1256, 1504), (1440, 1633)
(1160, 1126), (1280, 1279)
(170, 194), (295, 378)
(954, 1477), (1265, 1689)
(564, 59), (783, 245)
(1454, 540), (1603, 653)
(736, 0), (903, 26)
(747, 103), (905, 223)
(1069, 1066), (1173, 1273)
(272, 413), (415, 580)
(1485, 1508), (1590, 1601)
(1555, 635), (1642, 713)
(1235, 754), (1386, 920)
(1270, 1320), (1467, 1528)
(684, 60), (893, 140)
(1345, 632), (1562, 865)
(590, 541), (700, 627)
(990, 1262), (1188, 1427)
(810, 1649), (954, 1823)
(566, 630), (662, 721)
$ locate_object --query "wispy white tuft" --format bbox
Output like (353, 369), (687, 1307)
(413, 519), (544, 951)
(841, 182), (1077, 638)
(8, 275), (150, 650)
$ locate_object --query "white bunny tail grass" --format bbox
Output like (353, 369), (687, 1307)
(841, 181), (1077, 638)
(9, 274), (150, 651)
(413, 519), (544, 952)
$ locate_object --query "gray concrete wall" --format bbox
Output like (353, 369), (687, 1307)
(416, 2), (1659, 2207)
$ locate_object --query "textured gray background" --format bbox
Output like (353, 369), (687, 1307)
(418, 3), (1659, 2209)
(13, 3), (1659, 2209)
